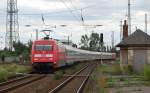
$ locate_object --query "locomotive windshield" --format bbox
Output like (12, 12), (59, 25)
(35, 45), (53, 51)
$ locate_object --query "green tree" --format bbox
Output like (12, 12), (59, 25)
(22, 49), (30, 61)
(80, 32), (105, 51)
(80, 34), (90, 50)
(13, 41), (27, 55)
(89, 33), (100, 51)
(13, 40), (32, 61)
(26, 40), (32, 53)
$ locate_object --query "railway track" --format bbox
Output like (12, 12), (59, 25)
(49, 63), (96, 93)
(0, 74), (46, 93)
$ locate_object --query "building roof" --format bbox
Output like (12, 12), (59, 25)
(117, 29), (150, 47)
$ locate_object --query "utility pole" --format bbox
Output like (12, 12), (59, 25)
(135, 26), (137, 30)
(128, 0), (131, 35)
(145, 13), (148, 33)
(111, 31), (114, 49)
(30, 34), (32, 40)
(6, 0), (19, 51)
(67, 36), (69, 45)
(0, 36), (3, 50)
(81, 9), (84, 26)
(120, 20), (123, 41)
(35, 29), (38, 40)
(128, 0), (132, 66)
(100, 33), (104, 64)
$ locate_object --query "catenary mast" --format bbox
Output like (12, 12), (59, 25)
(6, 0), (19, 51)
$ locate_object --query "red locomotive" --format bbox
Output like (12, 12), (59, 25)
(31, 37), (116, 72)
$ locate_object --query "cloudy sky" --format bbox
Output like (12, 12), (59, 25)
(0, 0), (150, 48)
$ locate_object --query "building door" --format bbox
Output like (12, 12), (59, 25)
(133, 49), (147, 73)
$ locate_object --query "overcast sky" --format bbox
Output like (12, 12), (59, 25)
(0, 0), (150, 48)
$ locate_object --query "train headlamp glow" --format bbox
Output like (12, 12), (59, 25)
(34, 58), (38, 60)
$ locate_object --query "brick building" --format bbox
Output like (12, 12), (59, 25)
(117, 29), (150, 72)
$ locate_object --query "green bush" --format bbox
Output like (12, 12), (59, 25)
(144, 65), (150, 81)
(123, 65), (134, 74)
(0, 68), (9, 81)
(100, 64), (122, 75)
(127, 65), (134, 73)
(112, 64), (122, 75)
(5, 64), (18, 72)
(4, 64), (31, 73)
(107, 81), (115, 87)
(15, 66), (29, 73)
(0, 64), (31, 82)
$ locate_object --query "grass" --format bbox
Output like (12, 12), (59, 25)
(100, 63), (122, 75)
(85, 64), (109, 93)
(85, 61), (149, 93)
(122, 65), (134, 75)
(107, 77), (115, 87)
(99, 63), (144, 87)
(54, 63), (86, 80)
(65, 63), (87, 74)
(100, 63), (135, 75)
(143, 65), (150, 81)
(0, 64), (31, 82)
(85, 63), (122, 92)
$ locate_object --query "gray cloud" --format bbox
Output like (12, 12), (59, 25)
(0, 0), (150, 45)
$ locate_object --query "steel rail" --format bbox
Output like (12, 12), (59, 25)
(0, 75), (46, 93)
(0, 75), (31, 86)
(49, 64), (89, 93)
(76, 64), (95, 93)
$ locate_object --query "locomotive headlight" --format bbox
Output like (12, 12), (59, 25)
(46, 54), (53, 57)
(34, 58), (38, 60)
(34, 54), (41, 57)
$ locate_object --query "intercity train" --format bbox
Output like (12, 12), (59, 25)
(31, 38), (116, 71)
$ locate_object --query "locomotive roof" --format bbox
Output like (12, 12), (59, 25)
(34, 39), (56, 42)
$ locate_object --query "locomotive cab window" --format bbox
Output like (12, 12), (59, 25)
(35, 45), (53, 51)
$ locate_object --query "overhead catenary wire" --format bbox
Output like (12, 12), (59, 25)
(19, 4), (96, 16)
(0, 4), (95, 22)
(68, 0), (85, 25)
(18, 8), (81, 15)
(67, 0), (81, 14)
(58, 0), (83, 23)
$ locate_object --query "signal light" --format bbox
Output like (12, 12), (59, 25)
(100, 33), (103, 43)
